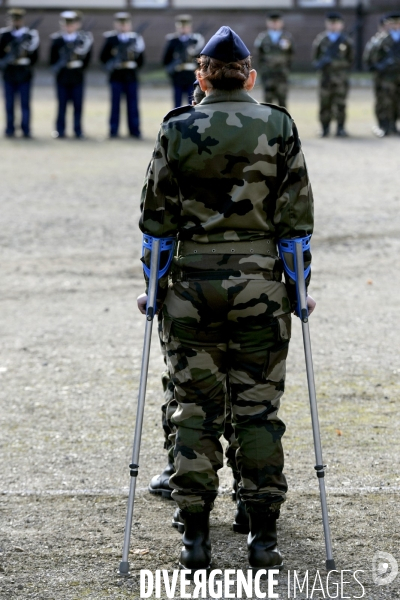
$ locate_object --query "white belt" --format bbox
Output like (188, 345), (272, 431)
(15, 58), (31, 66)
(67, 60), (83, 69)
(118, 61), (137, 69)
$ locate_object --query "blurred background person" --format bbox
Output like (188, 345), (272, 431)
(368, 12), (400, 137)
(100, 12), (145, 139)
(363, 16), (388, 137)
(49, 11), (93, 139)
(312, 12), (353, 138)
(162, 14), (204, 108)
(254, 12), (293, 107)
(0, 8), (39, 138)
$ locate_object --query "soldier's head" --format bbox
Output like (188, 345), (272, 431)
(384, 13), (400, 32)
(175, 14), (192, 36)
(325, 12), (344, 33)
(7, 8), (26, 30)
(196, 26), (256, 93)
(114, 12), (132, 34)
(60, 11), (81, 34)
(266, 13), (284, 32)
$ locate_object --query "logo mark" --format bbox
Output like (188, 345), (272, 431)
(372, 552), (398, 586)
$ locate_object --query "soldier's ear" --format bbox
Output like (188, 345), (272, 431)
(244, 69), (257, 91)
(197, 77), (209, 93)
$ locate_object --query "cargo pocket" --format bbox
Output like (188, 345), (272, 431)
(162, 319), (192, 385)
(262, 313), (291, 386)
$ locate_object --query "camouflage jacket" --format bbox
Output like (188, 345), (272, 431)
(363, 31), (384, 72)
(369, 32), (400, 77)
(139, 89), (314, 295)
(312, 31), (353, 73)
(254, 30), (294, 78)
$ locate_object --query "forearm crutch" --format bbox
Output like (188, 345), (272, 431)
(279, 236), (336, 571)
(119, 235), (175, 575)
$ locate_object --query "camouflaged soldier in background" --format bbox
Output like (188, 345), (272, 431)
(140, 26), (313, 572)
(254, 12), (293, 107)
(312, 12), (354, 137)
(363, 17), (387, 137)
(368, 12), (400, 136)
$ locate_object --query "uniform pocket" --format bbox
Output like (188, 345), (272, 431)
(262, 313), (291, 385)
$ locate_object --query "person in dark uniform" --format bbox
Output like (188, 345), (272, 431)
(162, 14), (204, 108)
(0, 8), (39, 138)
(49, 11), (93, 139)
(99, 12), (145, 139)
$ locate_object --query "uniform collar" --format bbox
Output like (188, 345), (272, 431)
(199, 89), (258, 105)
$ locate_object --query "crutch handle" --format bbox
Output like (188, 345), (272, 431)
(278, 236), (311, 321)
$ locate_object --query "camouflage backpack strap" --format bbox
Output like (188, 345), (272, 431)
(163, 104), (194, 122)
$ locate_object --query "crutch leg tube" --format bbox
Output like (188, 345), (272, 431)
(279, 237), (336, 571)
(119, 235), (175, 575)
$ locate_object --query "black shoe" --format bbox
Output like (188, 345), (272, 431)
(23, 133), (32, 139)
(233, 498), (250, 534)
(172, 507), (184, 533)
(336, 126), (349, 138)
(232, 478), (238, 502)
(179, 510), (211, 574)
(248, 512), (283, 572)
(5, 132), (15, 138)
(148, 462), (174, 499)
(319, 124), (330, 138)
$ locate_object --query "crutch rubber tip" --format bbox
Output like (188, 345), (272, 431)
(326, 559), (336, 572)
(119, 561), (130, 575)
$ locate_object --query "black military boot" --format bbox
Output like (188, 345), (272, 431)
(148, 462), (174, 499)
(179, 510), (212, 573)
(248, 512), (283, 572)
(172, 507), (184, 533)
(319, 124), (330, 138)
(233, 497), (250, 534)
(336, 125), (349, 137)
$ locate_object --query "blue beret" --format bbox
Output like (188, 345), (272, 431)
(325, 11), (343, 21)
(200, 26), (250, 62)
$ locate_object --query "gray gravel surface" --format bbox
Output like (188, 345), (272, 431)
(0, 86), (399, 599)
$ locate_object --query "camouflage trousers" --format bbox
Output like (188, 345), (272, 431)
(261, 74), (288, 107)
(375, 74), (400, 130)
(158, 317), (240, 478)
(319, 72), (349, 127)
(162, 278), (291, 515)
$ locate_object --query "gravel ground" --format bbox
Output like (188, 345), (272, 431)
(0, 85), (399, 599)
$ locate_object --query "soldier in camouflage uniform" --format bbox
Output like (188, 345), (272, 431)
(254, 12), (293, 107)
(368, 13), (400, 136)
(312, 12), (354, 137)
(139, 27), (314, 572)
(363, 16), (387, 137)
(148, 79), (249, 535)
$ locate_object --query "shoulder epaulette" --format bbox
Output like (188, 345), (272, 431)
(103, 30), (117, 38)
(50, 31), (62, 40)
(163, 104), (193, 122)
(259, 103), (292, 119)
(165, 33), (178, 41)
(0, 27), (12, 35)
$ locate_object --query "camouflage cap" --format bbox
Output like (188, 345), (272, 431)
(7, 8), (26, 19)
(200, 26), (250, 62)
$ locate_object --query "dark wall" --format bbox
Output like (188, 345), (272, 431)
(0, 8), (387, 71)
